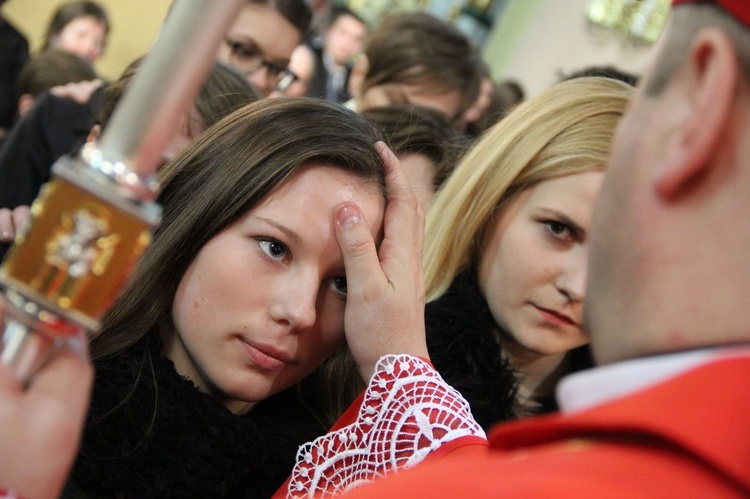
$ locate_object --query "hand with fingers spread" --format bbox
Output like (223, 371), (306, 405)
(335, 141), (428, 381)
(0, 333), (93, 499)
(0, 206), (31, 243)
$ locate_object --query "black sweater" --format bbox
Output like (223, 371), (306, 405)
(64, 337), (325, 498)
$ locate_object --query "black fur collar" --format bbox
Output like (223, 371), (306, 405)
(65, 339), (325, 498)
(426, 270), (520, 431)
(426, 270), (594, 431)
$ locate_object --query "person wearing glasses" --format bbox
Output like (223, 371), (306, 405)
(216, 0), (311, 97)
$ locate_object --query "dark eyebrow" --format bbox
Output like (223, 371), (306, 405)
(254, 216), (302, 246)
(538, 208), (585, 237)
(226, 36), (289, 66)
(227, 36), (266, 56)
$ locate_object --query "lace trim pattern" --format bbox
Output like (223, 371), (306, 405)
(287, 354), (485, 498)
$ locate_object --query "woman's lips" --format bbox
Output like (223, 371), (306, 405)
(534, 306), (579, 328)
(239, 338), (292, 371)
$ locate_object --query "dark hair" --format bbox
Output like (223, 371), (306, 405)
(99, 58), (260, 131)
(326, 4), (368, 31)
(560, 65), (638, 87)
(252, 0), (312, 37)
(193, 62), (262, 127)
(42, 1), (110, 51)
(17, 49), (97, 97)
(466, 79), (526, 138)
(91, 98), (385, 423)
(362, 104), (468, 190)
(362, 12), (484, 119)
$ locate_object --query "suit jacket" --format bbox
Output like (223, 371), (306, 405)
(342, 355), (750, 498)
(305, 40), (352, 103)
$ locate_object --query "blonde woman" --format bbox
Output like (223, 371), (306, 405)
(424, 77), (633, 430)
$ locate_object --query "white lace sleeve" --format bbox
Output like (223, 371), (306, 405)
(287, 354), (486, 498)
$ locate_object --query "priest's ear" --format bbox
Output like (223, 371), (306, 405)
(655, 28), (737, 200)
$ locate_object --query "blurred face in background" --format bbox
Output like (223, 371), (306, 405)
(325, 14), (367, 66)
(217, 3), (301, 96)
(50, 15), (107, 63)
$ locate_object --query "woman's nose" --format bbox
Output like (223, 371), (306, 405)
(269, 273), (318, 332)
(556, 250), (587, 302)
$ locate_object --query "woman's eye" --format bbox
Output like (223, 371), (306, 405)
(544, 221), (573, 242)
(329, 276), (348, 296)
(237, 46), (258, 58)
(258, 239), (288, 261)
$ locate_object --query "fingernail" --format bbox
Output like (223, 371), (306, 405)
(337, 204), (360, 229)
(1, 230), (12, 240)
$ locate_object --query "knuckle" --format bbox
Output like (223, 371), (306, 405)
(416, 202), (425, 223)
(408, 194), (420, 213)
(344, 233), (372, 258)
(360, 286), (382, 304)
(349, 280), (384, 304)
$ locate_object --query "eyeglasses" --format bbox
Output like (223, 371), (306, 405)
(224, 36), (298, 91)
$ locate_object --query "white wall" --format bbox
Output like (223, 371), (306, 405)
(4, 0), (172, 81)
(483, 0), (660, 96)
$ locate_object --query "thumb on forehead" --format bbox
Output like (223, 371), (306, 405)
(334, 203), (382, 293)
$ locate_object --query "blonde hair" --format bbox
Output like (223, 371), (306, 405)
(424, 77), (633, 301)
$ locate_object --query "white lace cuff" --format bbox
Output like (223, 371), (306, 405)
(287, 354), (485, 498)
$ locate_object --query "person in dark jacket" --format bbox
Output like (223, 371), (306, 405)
(0, 61), (258, 260)
(304, 6), (368, 102)
(0, 0), (29, 142)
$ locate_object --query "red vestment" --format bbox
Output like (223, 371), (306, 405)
(341, 355), (750, 498)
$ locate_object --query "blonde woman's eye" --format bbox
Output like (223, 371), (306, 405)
(258, 239), (287, 261)
(544, 220), (573, 242)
